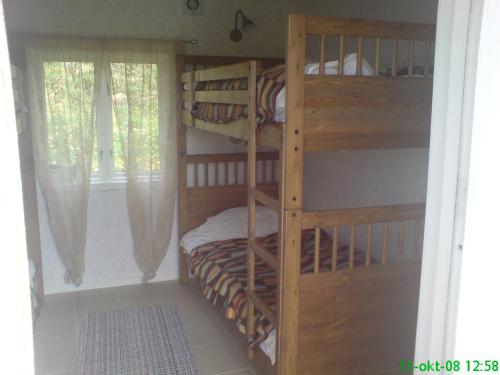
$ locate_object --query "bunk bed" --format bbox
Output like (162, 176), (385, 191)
(177, 14), (435, 375)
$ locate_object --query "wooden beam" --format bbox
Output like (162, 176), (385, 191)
(194, 61), (250, 82)
(195, 90), (248, 105)
(176, 55), (189, 284)
(302, 203), (426, 229)
(305, 15), (436, 40)
(250, 187), (280, 211)
(246, 60), (259, 359)
(248, 289), (277, 326)
(248, 239), (279, 271)
(277, 14), (306, 375)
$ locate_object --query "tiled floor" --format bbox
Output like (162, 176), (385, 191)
(33, 280), (256, 375)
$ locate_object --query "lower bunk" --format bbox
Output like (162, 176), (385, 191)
(181, 206), (423, 374)
(178, 152), (425, 374)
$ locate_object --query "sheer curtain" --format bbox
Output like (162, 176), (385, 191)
(108, 40), (179, 283)
(26, 38), (103, 286)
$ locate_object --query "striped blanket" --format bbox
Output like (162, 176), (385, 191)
(191, 64), (286, 128)
(189, 229), (367, 347)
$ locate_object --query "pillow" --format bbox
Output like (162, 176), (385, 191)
(180, 206), (278, 253)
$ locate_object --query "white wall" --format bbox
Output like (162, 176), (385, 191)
(4, 0), (437, 58)
(4, 0), (437, 293)
(304, 149), (429, 211)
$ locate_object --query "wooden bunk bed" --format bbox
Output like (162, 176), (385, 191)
(177, 14), (435, 375)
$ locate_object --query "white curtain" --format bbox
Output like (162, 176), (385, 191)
(26, 38), (103, 286)
(108, 40), (179, 283)
(26, 38), (180, 286)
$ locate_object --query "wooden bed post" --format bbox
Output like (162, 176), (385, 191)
(277, 13), (306, 375)
(177, 55), (190, 284)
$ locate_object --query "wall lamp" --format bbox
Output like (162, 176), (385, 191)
(229, 10), (254, 42)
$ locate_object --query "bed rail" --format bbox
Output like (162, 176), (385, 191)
(179, 152), (279, 233)
(298, 15), (436, 151)
(180, 61), (282, 149)
(301, 203), (425, 277)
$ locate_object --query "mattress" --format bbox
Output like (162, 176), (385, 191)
(181, 206), (369, 364)
(190, 53), (374, 127)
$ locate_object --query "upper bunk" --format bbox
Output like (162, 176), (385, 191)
(180, 14), (436, 152)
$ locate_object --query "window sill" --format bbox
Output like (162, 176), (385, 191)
(90, 180), (127, 191)
(90, 177), (165, 191)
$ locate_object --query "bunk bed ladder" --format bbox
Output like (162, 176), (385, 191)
(246, 60), (281, 359)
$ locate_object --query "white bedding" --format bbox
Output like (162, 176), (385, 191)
(180, 206), (278, 253)
(273, 52), (375, 122)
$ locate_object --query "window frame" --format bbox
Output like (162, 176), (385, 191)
(41, 53), (165, 189)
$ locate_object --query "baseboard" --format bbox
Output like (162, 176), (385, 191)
(44, 273), (179, 295)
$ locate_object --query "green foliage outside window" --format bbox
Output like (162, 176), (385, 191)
(111, 63), (160, 172)
(44, 62), (98, 172)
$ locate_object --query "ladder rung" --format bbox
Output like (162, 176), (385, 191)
(250, 188), (280, 211)
(248, 239), (278, 271)
(248, 289), (277, 326)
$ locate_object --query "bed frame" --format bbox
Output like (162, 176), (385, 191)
(178, 14), (434, 375)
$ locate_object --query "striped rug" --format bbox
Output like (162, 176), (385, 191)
(76, 305), (200, 375)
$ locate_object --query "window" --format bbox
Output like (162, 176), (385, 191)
(43, 58), (162, 186)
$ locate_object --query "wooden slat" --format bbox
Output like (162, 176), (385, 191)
(204, 163), (208, 187)
(332, 226), (338, 271)
(382, 222), (389, 265)
(249, 239), (279, 271)
(398, 221), (406, 262)
(193, 61), (250, 82)
(319, 34), (326, 75)
(304, 131), (430, 152)
(302, 203), (425, 229)
(366, 224), (372, 267)
(391, 38), (398, 77)
(314, 228), (321, 274)
(214, 162), (219, 186)
(195, 90), (248, 105)
(246, 60), (258, 359)
(247, 243), (255, 359)
(278, 15), (306, 375)
(177, 56), (190, 284)
(349, 225), (355, 269)
(374, 37), (380, 76)
(305, 16), (436, 40)
(356, 36), (363, 75)
(338, 35), (344, 76)
(302, 75), (434, 151)
(225, 162), (229, 185)
(248, 289), (277, 326)
(183, 115), (282, 150)
(300, 260), (420, 291)
(194, 163), (199, 187)
(250, 187), (280, 211)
